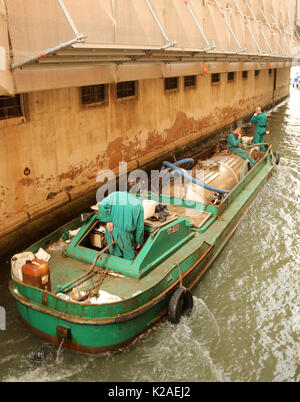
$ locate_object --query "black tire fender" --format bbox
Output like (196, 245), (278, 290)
(274, 151), (280, 165)
(167, 287), (194, 324)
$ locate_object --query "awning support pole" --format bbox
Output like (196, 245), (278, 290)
(243, 0), (273, 54)
(11, 37), (85, 70)
(259, 9), (285, 56)
(144, 0), (176, 49)
(56, 0), (82, 38)
(11, 0), (85, 70)
(293, 26), (300, 40)
(213, 0), (245, 53)
(271, 15), (289, 56)
(184, 0), (215, 51)
(232, 0), (262, 54)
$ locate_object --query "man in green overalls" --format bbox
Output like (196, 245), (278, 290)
(228, 127), (256, 168)
(250, 107), (268, 152)
(98, 184), (144, 260)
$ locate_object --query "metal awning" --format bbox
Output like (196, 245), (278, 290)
(7, 0), (298, 70)
(17, 43), (293, 69)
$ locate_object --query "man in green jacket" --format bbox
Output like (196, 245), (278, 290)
(98, 185), (144, 260)
(250, 107), (268, 152)
(228, 127), (256, 168)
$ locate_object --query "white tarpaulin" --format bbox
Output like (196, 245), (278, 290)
(4, 0), (298, 69)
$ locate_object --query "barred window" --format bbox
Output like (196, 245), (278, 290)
(165, 77), (178, 90)
(0, 95), (23, 120)
(81, 85), (106, 105)
(211, 73), (220, 84)
(228, 72), (235, 82)
(255, 70), (260, 77)
(242, 71), (248, 79)
(184, 75), (196, 88)
(117, 81), (136, 99)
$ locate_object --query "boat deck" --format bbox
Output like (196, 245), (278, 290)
(21, 149), (274, 306)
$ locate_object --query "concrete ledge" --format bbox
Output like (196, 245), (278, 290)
(0, 211), (29, 238)
(27, 192), (70, 220)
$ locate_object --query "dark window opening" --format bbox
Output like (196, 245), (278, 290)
(117, 81), (136, 99)
(269, 69), (273, 75)
(211, 73), (220, 84)
(184, 75), (196, 88)
(228, 72), (235, 82)
(81, 85), (106, 105)
(255, 70), (260, 77)
(242, 71), (248, 79)
(165, 77), (178, 90)
(0, 95), (23, 120)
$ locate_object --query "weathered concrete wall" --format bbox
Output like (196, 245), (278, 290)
(0, 65), (291, 240)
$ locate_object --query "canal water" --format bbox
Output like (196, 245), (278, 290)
(0, 88), (299, 383)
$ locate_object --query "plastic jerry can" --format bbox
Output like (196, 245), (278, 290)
(11, 252), (35, 282)
(22, 259), (51, 291)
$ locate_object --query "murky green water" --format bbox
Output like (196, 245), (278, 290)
(1, 89), (299, 383)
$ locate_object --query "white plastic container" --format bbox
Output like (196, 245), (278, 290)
(143, 200), (157, 219)
(11, 251), (35, 282)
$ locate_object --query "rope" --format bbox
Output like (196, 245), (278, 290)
(175, 263), (186, 290)
(62, 233), (116, 295)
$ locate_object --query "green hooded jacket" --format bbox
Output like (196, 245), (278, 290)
(98, 191), (144, 260)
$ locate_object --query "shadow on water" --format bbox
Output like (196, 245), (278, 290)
(1, 89), (300, 382)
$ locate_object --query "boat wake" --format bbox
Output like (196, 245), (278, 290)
(120, 297), (224, 382)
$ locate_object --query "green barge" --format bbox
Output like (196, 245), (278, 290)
(9, 144), (279, 353)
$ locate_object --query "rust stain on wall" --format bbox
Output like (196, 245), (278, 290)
(58, 165), (85, 182)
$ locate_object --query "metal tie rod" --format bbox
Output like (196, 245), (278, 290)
(232, 0), (262, 54)
(12, 38), (85, 70)
(280, 20), (293, 38)
(292, 26), (300, 40)
(183, 0), (215, 51)
(271, 15), (289, 55)
(242, 0), (273, 54)
(12, 0), (85, 70)
(56, 0), (82, 38)
(213, 0), (245, 53)
(260, 9), (285, 56)
(144, 0), (176, 49)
